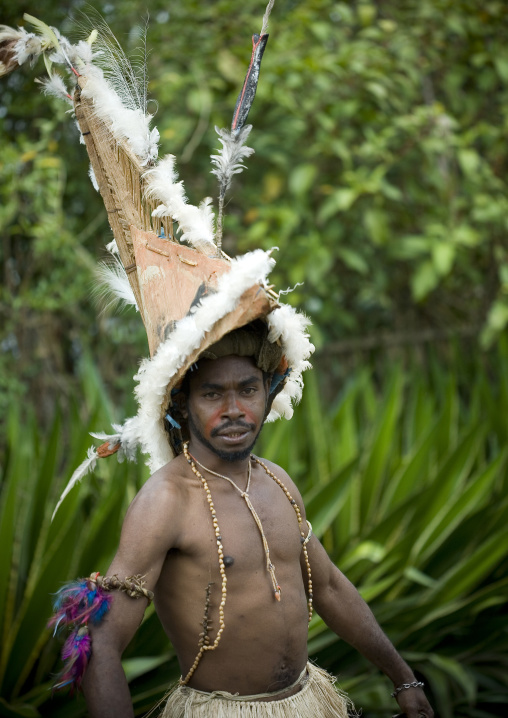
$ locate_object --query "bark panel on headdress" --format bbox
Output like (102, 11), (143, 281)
(159, 282), (277, 417)
(131, 227), (232, 356)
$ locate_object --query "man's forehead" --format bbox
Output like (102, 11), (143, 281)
(190, 355), (262, 384)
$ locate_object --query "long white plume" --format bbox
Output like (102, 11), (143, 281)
(51, 420), (140, 520)
(74, 12), (159, 165)
(52, 447), (98, 520)
(76, 11), (149, 114)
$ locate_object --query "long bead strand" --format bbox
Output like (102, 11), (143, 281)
(181, 444), (228, 685)
(181, 443), (314, 685)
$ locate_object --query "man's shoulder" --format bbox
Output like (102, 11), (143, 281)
(253, 456), (300, 495)
(126, 453), (191, 519)
(254, 455), (287, 476)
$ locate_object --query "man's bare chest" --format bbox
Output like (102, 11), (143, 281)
(179, 478), (303, 572)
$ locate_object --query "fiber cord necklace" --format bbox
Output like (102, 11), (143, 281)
(181, 442), (313, 686)
(191, 451), (283, 601)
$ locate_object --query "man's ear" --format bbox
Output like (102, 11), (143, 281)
(172, 391), (188, 419)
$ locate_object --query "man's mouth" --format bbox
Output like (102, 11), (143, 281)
(214, 424), (254, 443)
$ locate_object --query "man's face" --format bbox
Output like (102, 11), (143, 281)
(183, 355), (270, 462)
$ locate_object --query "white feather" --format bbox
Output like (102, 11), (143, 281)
(106, 238), (119, 255)
(89, 430), (121, 443)
(13, 29), (43, 66)
(51, 416), (142, 519)
(71, 39), (95, 65)
(51, 447), (98, 521)
(88, 425), (136, 463)
(48, 28), (76, 67)
(39, 73), (72, 104)
(0, 26), (41, 69)
(94, 257), (138, 312)
(144, 155), (217, 253)
(115, 417), (143, 462)
(82, 66), (159, 165)
(211, 125), (254, 194)
(0, 25), (23, 44)
(88, 164), (99, 191)
(266, 304), (314, 421)
(144, 155), (186, 205)
(177, 198), (216, 253)
(78, 11), (149, 113)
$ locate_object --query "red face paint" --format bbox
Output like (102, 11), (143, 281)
(186, 356), (269, 464)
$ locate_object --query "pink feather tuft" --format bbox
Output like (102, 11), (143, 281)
(53, 626), (92, 693)
(48, 576), (113, 692)
(49, 578), (112, 634)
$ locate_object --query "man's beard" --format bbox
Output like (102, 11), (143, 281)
(187, 410), (263, 462)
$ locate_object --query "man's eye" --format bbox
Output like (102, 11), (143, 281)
(242, 387), (257, 395)
(204, 392), (219, 399)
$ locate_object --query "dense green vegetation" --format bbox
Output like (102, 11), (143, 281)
(1, 1), (508, 717)
(1, 352), (508, 717)
(2, 0), (508, 405)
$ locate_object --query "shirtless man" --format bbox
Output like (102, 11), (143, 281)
(82, 354), (434, 718)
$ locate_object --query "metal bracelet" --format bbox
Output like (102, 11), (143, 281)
(391, 680), (425, 698)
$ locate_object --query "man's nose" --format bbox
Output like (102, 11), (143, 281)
(222, 391), (245, 418)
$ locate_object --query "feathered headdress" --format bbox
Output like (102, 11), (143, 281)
(1, 2), (314, 518)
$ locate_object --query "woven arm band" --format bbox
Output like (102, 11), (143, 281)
(90, 572), (154, 603)
(391, 680), (425, 698)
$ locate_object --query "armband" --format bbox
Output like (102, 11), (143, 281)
(48, 572), (153, 692)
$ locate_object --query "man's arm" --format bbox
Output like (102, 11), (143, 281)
(81, 471), (183, 718)
(265, 461), (434, 717)
(306, 535), (434, 718)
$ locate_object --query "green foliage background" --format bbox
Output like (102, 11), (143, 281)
(1, 0), (508, 717)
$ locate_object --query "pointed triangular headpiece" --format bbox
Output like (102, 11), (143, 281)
(0, 6), (314, 514)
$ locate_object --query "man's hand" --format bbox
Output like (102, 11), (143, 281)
(394, 684), (434, 718)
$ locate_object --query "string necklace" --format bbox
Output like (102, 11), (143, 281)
(190, 451), (282, 602)
(181, 442), (313, 686)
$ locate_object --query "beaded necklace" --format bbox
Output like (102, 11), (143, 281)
(181, 441), (313, 685)
(191, 452), (283, 601)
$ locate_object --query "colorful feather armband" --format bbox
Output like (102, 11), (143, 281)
(48, 572), (153, 692)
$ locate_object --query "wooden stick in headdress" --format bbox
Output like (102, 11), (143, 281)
(211, 0), (275, 255)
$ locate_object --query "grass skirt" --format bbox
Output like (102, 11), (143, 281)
(159, 662), (354, 717)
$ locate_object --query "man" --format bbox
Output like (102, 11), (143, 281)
(0, 13), (432, 716)
(81, 346), (434, 718)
